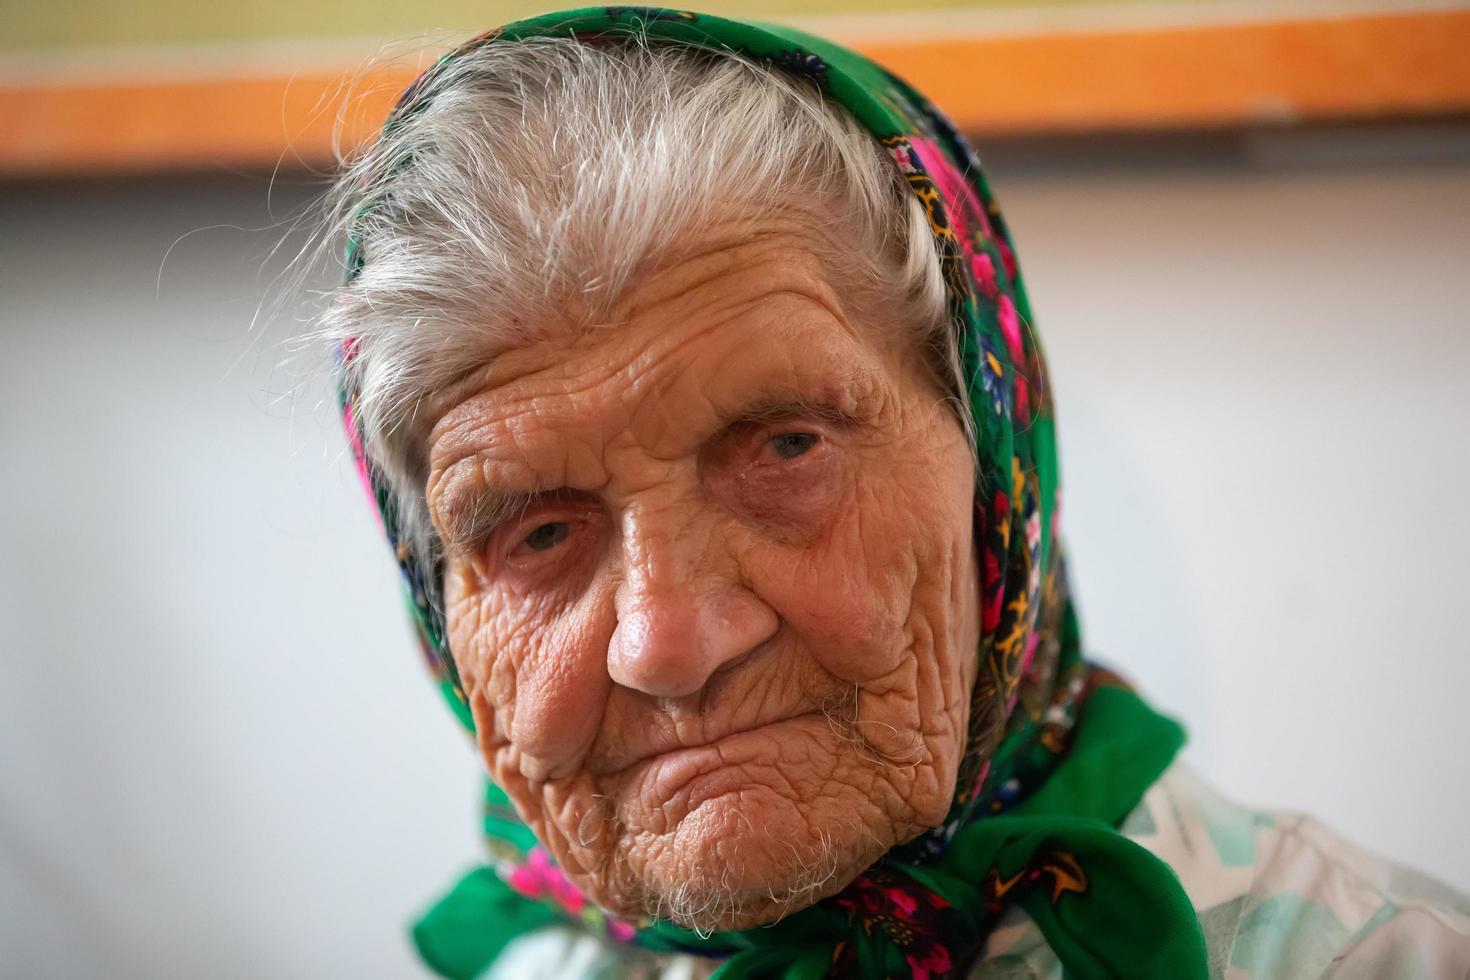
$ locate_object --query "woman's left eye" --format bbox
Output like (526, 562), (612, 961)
(521, 522), (571, 552)
(767, 432), (818, 460)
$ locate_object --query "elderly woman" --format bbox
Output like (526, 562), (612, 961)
(319, 8), (1470, 979)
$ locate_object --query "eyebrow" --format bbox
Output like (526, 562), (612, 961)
(725, 390), (863, 427)
(438, 486), (593, 557)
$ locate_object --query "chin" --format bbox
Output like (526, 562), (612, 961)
(627, 787), (888, 932)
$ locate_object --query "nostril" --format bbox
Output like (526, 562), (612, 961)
(708, 648), (754, 680)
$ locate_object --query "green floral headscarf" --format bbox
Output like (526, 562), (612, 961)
(337, 8), (1208, 978)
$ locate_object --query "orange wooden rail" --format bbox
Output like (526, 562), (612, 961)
(4, 8), (1469, 177)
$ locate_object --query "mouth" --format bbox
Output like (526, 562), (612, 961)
(615, 711), (837, 804)
(593, 709), (832, 779)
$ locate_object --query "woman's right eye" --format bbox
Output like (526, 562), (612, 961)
(480, 492), (606, 586)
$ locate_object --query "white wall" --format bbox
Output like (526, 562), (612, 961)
(1005, 157), (1470, 893)
(2, 149), (1467, 977)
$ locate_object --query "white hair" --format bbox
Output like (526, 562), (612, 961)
(308, 33), (958, 599)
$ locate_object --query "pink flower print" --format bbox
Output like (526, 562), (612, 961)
(981, 491), (1009, 633)
(997, 294), (1024, 365)
(508, 848), (585, 915)
(342, 401), (384, 532)
(887, 886), (919, 918)
(832, 870), (955, 980)
(1025, 509), (1042, 555)
(969, 759), (993, 802)
(983, 549), (1004, 634)
(907, 944), (954, 980)
(1021, 633), (1040, 678)
(998, 237), (1018, 279)
(505, 850), (551, 897)
(971, 252), (999, 301)
(907, 137), (995, 247)
(888, 141), (917, 173)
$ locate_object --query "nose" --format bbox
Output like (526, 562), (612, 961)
(607, 512), (778, 700)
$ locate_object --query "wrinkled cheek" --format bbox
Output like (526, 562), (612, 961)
(767, 531), (914, 685)
(507, 612), (615, 780)
(449, 581), (616, 784)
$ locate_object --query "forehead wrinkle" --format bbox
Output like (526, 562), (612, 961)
(409, 224), (798, 431)
(443, 284), (884, 494)
(426, 226), (858, 445)
(620, 295), (886, 461)
(427, 333), (642, 480)
(435, 277), (852, 477)
(615, 258), (862, 359)
(446, 417), (611, 495)
(605, 216), (830, 323)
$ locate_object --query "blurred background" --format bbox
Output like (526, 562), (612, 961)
(3, 0), (1469, 977)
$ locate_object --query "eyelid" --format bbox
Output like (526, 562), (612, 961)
(724, 404), (856, 451)
(501, 491), (594, 527)
(508, 515), (575, 555)
(494, 499), (603, 570)
(450, 487), (594, 556)
(733, 399), (860, 429)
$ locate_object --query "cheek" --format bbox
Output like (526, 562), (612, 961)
(757, 530), (907, 685)
(751, 443), (977, 688)
(742, 509), (908, 687)
(444, 563), (616, 782)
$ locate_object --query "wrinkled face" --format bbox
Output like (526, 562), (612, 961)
(426, 222), (981, 932)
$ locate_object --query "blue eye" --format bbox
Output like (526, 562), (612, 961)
(523, 522), (570, 551)
(769, 432), (817, 460)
